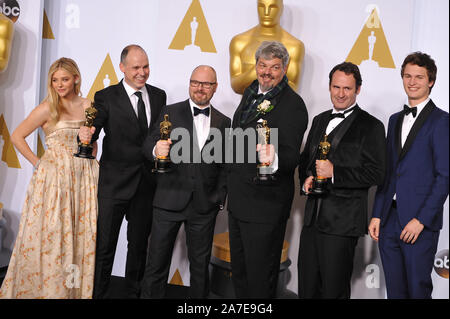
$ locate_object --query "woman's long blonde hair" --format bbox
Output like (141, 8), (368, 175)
(45, 57), (82, 123)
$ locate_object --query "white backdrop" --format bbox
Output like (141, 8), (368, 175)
(0, 0), (448, 298)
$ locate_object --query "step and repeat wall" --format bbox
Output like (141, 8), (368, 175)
(0, 0), (448, 298)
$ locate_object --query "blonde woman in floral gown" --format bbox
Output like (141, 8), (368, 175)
(0, 58), (99, 299)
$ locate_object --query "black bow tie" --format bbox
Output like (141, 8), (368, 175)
(329, 113), (345, 119)
(193, 107), (210, 117)
(330, 106), (355, 120)
(403, 105), (417, 118)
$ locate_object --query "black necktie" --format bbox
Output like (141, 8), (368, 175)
(193, 107), (210, 117)
(252, 93), (265, 102)
(403, 105), (417, 118)
(135, 91), (148, 134)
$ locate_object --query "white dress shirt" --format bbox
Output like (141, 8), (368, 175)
(324, 103), (357, 185)
(189, 99), (211, 150)
(401, 98), (429, 147)
(122, 80), (151, 127)
(393, 98), (429, 201)
(152, 100), (212, 159)
(326, 102), (357, 135)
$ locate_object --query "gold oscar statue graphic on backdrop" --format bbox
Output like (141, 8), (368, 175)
(42, 10), (55, 40)
(0, 13), (14, 73)
(87, 53), (119, 101)
(229, 0), (305, 94)
(346, 7), (395, 68)
(169, 0), (216, 53)
(0, 114), (20, 168)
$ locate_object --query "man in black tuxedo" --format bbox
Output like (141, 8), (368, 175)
(227, 41), (308, 298)
(80, 45), (166, 298)
(140, 65), (230, 298)
(298, 62), (386, 298)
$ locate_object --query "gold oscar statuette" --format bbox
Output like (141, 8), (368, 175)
(229, 0), (305, 94)
(310, 134), (331, 195)
(254, 120), (276, 183)
(74, 103), (97, 159)
(0, 13), (14, 73)
(153, 114), (172, 173)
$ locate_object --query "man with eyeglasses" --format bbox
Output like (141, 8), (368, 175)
(140, 65), (230, 298)
(227, 41), (308, 298)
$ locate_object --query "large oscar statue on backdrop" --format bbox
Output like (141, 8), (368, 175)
(229, 0), (305, 94)
(0, 12), (14, 73)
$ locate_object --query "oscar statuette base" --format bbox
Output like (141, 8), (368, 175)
(253, 165), (276, 185)
(152, 157), (172, 173)
(309, 178), (328, 195)
(74, 144), (95, 159)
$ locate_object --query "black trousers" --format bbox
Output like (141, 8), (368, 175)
(228, 213), (287, 299)
(140, 200), (218, 299)
(297, 223), (358, 299)
(93, 177), (154, 299)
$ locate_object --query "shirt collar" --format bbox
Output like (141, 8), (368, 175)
(332, 102), (357, 115)
(122, 79), (148, 98)
(258, 86), (273, 95)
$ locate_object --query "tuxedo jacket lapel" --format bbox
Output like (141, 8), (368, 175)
(394, 113), (404, 158)
(203, 106), (226, 151)
(329, 106), (361, 156)
(179, 100), (194, 136)
(210, 107), (221, 131)
(233, 91), (250, 128)
(399, 100), (435, 161)
(242, 92), (282, 126)
(147, 84), (162, 128)
(306, 111), (331, 171)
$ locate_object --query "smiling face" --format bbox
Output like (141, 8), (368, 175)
(189, 66), (217, 107)
(329, 70), (360, 111)
(51, 68), (78, 99)
(120, 47), (150, 90)
(255, 57), (286, 92)
(257, 0), (283, 27)
(402, 63), (434, 106)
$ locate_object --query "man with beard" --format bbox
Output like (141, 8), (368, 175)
(140, 65), (230, 298)
(227, 41), (308, 298)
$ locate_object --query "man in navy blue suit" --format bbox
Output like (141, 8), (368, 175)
(369, 52), (449, 299)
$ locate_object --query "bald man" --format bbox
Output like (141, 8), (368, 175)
(87, 45), (167, 298)
(140, 65), (231, 298)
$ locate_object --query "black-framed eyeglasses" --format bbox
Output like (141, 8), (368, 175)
(190, 80), (216, 89)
